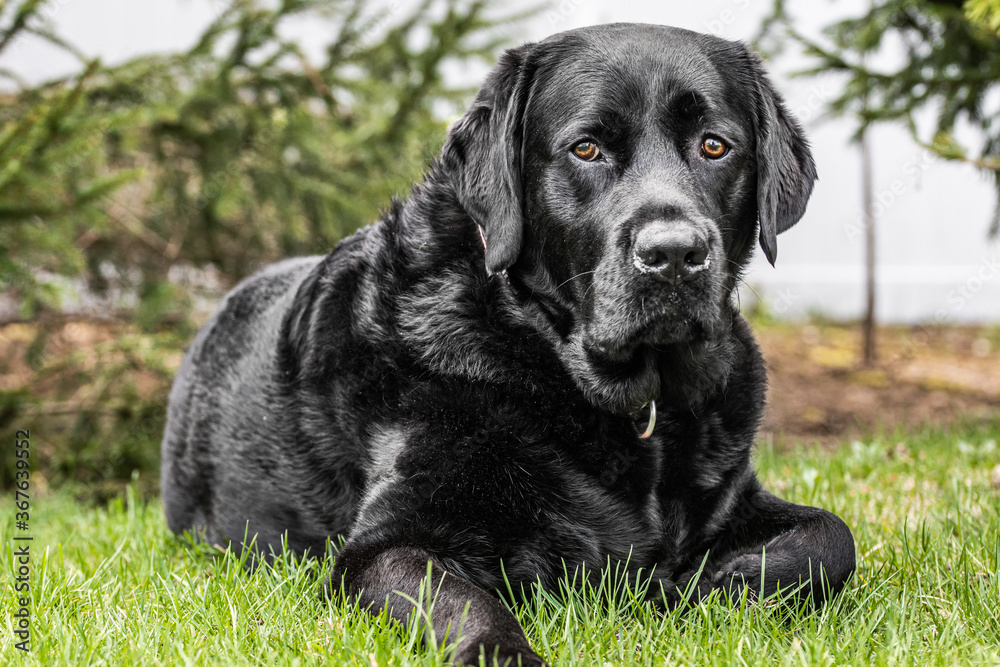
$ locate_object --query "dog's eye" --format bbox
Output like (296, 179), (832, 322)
(701, 137), (728, 159)
(572, 141), (602, 161)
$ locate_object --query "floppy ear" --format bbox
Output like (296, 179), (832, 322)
(751, 57), (817, 266)
(441, 45), (535, 275)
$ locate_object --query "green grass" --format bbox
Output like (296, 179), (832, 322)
(3, 424), (1000, 666)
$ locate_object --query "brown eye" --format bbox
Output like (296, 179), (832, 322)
(702, 136), (728, 159)
(572, 141), (601, 161)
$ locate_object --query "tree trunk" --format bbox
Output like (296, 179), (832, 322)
(861, 126), (876, 367)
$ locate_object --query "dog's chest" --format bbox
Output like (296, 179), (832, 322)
(517, 420), (749, 580)
(354, 387), (748, 591)
(489, 426), (669, 577)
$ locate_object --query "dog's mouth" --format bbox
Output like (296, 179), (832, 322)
(576, 311), (733, 416)
(569, 304), (730, 415)
(586, 309), (714, 362)
(587, 323), (700, 362)
(583, 255), (728, 357)
(552, 257), (732, 415)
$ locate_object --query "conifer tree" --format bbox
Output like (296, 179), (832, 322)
(0, 0), (522, 321)
(760, 0), (1000, 234)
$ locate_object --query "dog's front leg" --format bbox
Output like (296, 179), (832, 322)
(328, 545), (546, 666)
(673, 484), (856, 607)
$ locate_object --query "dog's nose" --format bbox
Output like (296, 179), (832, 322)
(633, 222), (709, 284)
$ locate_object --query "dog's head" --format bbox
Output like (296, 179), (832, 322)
(441, 24), (815, 414)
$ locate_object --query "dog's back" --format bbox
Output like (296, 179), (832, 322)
(161, 256), (334, 554)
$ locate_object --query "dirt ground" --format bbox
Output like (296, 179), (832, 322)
(2, 318), (998, 446)
(756, 322), (1000, 445)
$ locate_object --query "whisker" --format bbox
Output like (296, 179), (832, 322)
(732, 274), (763, 302)
(556, 270), (597, 289)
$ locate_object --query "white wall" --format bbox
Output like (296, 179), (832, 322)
(5, 0), (998, 323)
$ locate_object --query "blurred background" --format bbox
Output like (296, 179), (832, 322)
(0, 0), (997, 499)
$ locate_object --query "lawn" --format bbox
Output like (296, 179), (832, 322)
(3, 424), (1000, 666)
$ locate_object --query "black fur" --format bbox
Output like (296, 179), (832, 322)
(162, 24), (854, 666)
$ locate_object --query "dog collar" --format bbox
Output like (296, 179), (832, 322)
(636, 400), (656, 439)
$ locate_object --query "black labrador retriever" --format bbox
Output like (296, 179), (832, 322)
(162, 23), (855, 666)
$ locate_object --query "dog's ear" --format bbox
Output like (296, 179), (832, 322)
(441, 45), (535, 275)
(751, 55), (817, 266)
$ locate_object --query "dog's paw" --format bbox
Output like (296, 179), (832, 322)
(651, 555), (768, 611)
(651, 574), (718, 611)
(713, 552), (812, 605)
(453, 645), (548, 667)
(491, 650), (548, 667)
(713, 552), (764, 600)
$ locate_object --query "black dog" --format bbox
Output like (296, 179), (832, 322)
(162, 23), (855, 666)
